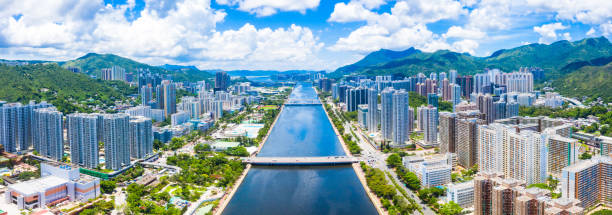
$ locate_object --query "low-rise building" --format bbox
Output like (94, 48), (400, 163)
(5, 163), (100, 210)
(446, 181), (474, 209)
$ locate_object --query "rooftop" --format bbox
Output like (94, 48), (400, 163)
(9, 176), (68, 196)
(563, 155), (612, 173)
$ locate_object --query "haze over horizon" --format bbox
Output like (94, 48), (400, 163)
(1, 0), (611, 71)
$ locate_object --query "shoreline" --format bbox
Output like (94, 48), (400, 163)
(316, 87), (386, 215)
(213, 88), (289, 215)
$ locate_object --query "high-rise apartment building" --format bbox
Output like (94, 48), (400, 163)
(346, 87), (368, 112)
(392, 90), (409, 146)
(0, 101), (52, 152)
(474, 172), (502, 215)
(546, 135), (580, 176)
(318, 78), (332, 92)
(101, 66), (126, 82)
(32, 108), (63, 161)
(366, 88), (378, 132)
(161, 80), (176, 118)
(427, 93), (439, 108)
(449, 70), (457, 84)
(380, 88), (394, 141)
(129, 116), (153, 159)
(451, 84), (461, 107)
(215, 71), (230, 91)
(67, 113), (99, 169)
(439, 112), (456, 154)
(102, 114), (130, 170)
(456, 118), (480, 168)
(474, 73), (491, 94)
(140, 85), (153, 106)
(492, 178), (522, 215)
(561, 156), (612, 209)
(418, 105), (438, 146)
(457, 75), (473, 98)
(479, 123), (548, 185)
(504, 72), (533, 93)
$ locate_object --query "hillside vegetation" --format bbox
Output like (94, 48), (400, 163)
(0, 63), (135, 113)
(555, 61), (612, 102)
(333, 37), (612, 79)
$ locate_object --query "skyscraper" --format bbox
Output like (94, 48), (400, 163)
(67, 113), (99, 169)
(457, 118), (480, 168)
(451, 84), (461, 107)
(366, 88), (378, 132)
(102, 114), (130, 170)
(561, 156), (612, 209)
(0, 101), (52, 152)
(478, 123), (548, 185)
(449, 70), (457, 84)
(140, 85), (153, 106)
(439, 112), (456, 154)
(457, 75), (473, 98)
(392, 90), (409, 146)
(129, 116), (153, 159)
(418, 105), (438, 145)
(442, 79), (451, 101)
(474, 73), (491, 94)
(381, 88), (394, 141)
(215, 71), (231, 91)
(346, 87), (368, 112)
(32, 108), (63, 161)
(161, 80), (176, 118)
(427, 93), (439, 108)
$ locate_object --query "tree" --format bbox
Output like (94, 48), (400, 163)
(386, 153), (402, 168)
(403, 171), (421, 191)
(153, 139), (164, 150)
(100, 180), (117, 194)
(194, 143), (211, 154)
(224, 146), (249, 157)
(579, 152), (592, 160)
(439, 201), (463, 215)
(169, 137), (185, 150)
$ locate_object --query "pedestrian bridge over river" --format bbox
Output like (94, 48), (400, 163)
(242, 156), (360, 166)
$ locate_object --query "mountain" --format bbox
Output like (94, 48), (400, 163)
(61, 53), (213, 82)
(332, 37), (612, 79)
(336, 47), (421, 73)
(159, 64), (199, 71)
(555, 61), (612, 102)
(0, 63), (135, 113)
(61, 53), (166, 75)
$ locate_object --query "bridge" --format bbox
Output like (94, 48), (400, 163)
(242, 156), (360, 166)
(285, 99), (321, 106)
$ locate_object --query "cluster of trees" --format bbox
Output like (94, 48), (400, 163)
(114, 164), (144, 183)
(324, 104), (362, 154)
(386, 153), (421, 191)
(80, 199), (115, 215)
(100, 180), (116, 194)
(526, 176), (561, 198)
(125, 182), (183, 214)
(520, 105), (612, 136)
(166, 153), (245, 188)
(224, 146), (249, 157)
(255, 109), (281, 144)
(360, 162), (419, 214)
(0, 64), (136, 114)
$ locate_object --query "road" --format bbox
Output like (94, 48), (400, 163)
(328, 101), (435, 215)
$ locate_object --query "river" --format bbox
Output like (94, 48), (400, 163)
(222, 83), (377, 215)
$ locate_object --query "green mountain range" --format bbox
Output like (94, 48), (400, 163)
(0, 63), (135, 113)
(333, 37), (612, 80)
(332, 37), (612, 102)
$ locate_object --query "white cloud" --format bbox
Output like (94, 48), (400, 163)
(443, 26), (486, 39)
(328, 2), (376, 23)
(533, 22), (569, 44)
(452, 39), (479, 54)
(586, 28), (596, 36)
(0, 0), (328, 70)
(215, 0), (320, 17)
(601, 21), (612, 36)
(328, 0), (465, 53)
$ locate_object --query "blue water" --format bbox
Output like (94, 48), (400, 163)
(222, 83), (377, 215)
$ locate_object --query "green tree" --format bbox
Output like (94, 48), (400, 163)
(579, 152), (592, 160)
(100, 180), (117, 194)
(439, 201), (463, 215)
(386, 153), (402, 168)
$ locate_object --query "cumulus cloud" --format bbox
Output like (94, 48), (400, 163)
(215, 0), (320, 17)
(0, 0), (327, 70)
(533, 22), (569, 44)
(328, 0), (466, 53)
(452, 39), (479, 55)
(443, 26), (486, 39)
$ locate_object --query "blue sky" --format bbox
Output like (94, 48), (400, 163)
(0, 0), (611, 71)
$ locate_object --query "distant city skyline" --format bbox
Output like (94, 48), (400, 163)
(0, 0), (611, 71)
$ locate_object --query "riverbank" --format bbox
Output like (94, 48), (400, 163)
(214, 89), (289, 215)
(316, 88), (386, 215)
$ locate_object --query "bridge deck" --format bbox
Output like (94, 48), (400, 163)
(243, 156), (359, 166)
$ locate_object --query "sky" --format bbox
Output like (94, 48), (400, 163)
(0, 0), (611, 71)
